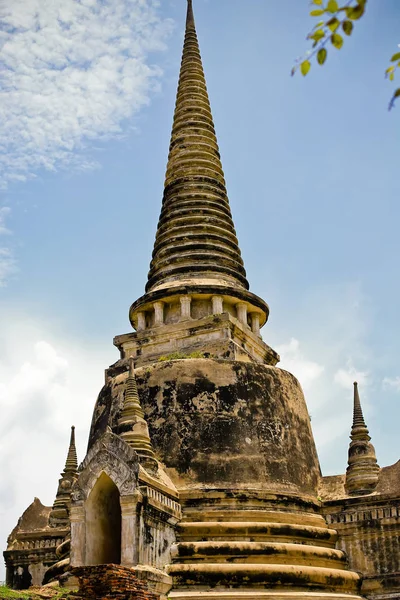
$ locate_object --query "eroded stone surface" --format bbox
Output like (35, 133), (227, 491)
(4, 498), (68, 589)
(89, 359), (320, 497)
(72, 564), (160, 600)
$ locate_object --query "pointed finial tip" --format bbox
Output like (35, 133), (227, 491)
(186, 0), (194, 26)
(71, 425), (75, 431)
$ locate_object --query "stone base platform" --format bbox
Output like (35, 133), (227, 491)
(168, 563), (361, 592)
(168, 593), (364, 599)
(167, 490), (364, 600)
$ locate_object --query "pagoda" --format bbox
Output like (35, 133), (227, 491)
(4, 2), (400, 599)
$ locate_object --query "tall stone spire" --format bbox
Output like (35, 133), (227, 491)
(146, 0), (248, 294)
(49, 427), (78, 527)
(127, 0), (273, 360)
(118, 357), (155, 460)
(345, 382), (380, 496)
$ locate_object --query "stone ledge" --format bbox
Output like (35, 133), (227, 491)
(168, 593), (364, 600)
(167, 563), (360, 592)
(176, 522), (338, 547)
(171, 541), (346, 569)
(114, 312), (278, 368)
(168, 594), (364, 599)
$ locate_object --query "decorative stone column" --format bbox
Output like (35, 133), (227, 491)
(153, 302), (164, 326)
(212, 295), (223, 314)
(137, 311), (146, 332)
(180, 296), (192, 320)
(120, 492), (141, 567)
(69, 504), (85, 567)
(250, 312), (260, 336)
(236, 302), (248, 326)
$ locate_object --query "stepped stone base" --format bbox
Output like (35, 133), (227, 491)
(168, 491), (363, 600)
(168, 593), (364, 599)
(168, 563), (361, 591)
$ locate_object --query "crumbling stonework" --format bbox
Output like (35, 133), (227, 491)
(4, 496), (69, 588)
(72, 565), (159, 600)
(69, 431), (179, 578)
(89, 359), (321, 497)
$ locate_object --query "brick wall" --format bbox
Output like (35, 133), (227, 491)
(71, 565), (160, 600)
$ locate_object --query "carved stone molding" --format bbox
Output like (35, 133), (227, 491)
(72, 432), (139, 503)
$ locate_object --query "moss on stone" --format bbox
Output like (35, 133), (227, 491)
(158, 351), (208, 361)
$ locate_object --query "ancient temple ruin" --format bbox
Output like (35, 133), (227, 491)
(4, 1), (400, 598)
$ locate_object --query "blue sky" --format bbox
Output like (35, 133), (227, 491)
(1, 0), (400, 577)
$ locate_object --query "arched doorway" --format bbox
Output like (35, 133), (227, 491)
(85, 472), (121, 565)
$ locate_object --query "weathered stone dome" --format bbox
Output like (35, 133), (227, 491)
(89, 358), (321, 499)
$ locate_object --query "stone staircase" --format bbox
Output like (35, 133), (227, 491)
(167, 490), (364, 600)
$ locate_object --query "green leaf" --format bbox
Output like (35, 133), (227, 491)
(390, 87), (400, 108)
(317, 48), (328, 65)
(309, 28), (325, 42)
(313, 0), (323, 4)
(386, 66), (395, 75)
(390, 72), (395, 82)
(391, 52), (400, 62)
(331, 33), (344, 49)
(342, 20), (353, 35)
(347, 4), (365, 20)
(327, 17), (340, 32)
(300, 60), (311, 76)
(310, 9), (325, 16)
(327, 0), (339, 13)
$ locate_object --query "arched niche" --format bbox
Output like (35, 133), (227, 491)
(70, 432), (140, 568)
(85, 472), (121, 565)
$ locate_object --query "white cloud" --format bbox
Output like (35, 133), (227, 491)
(267, 282), (376, 473)
(276, 337), (324, 393)
(334, 361), (369, 389)
(0, 0), (173, 187)
(0, 309), (116, 581)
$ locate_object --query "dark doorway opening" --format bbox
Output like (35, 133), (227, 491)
(85, 472), (121, 565)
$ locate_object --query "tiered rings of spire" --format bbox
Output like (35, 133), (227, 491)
(345, 382), (379, 495)
(146, 0), (247, 293)
(49, 426), (78, 527)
